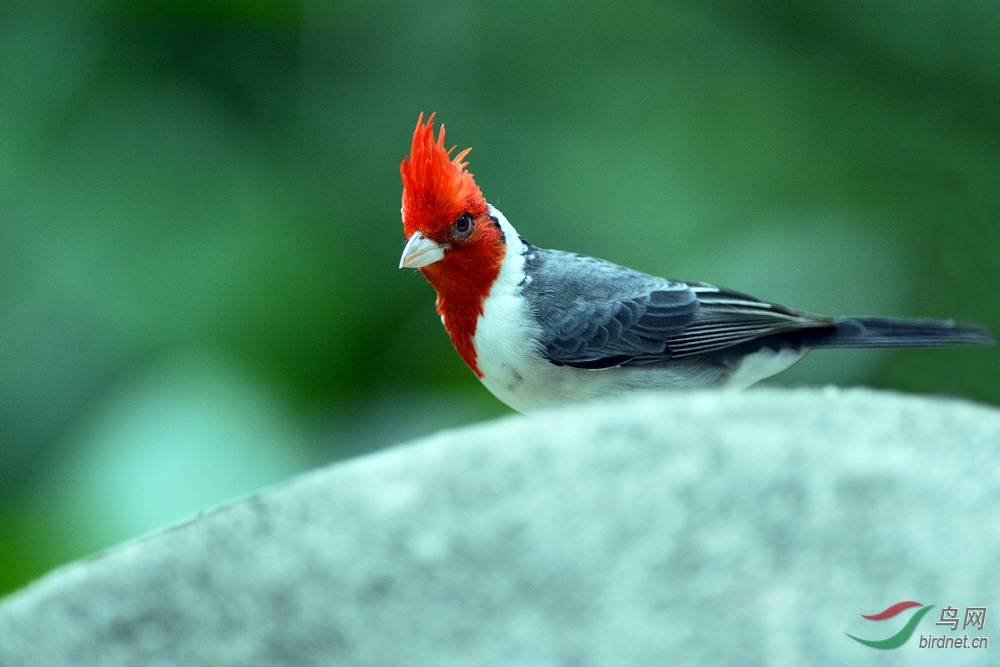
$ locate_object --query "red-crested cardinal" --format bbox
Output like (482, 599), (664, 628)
(399, 113), (994, 414)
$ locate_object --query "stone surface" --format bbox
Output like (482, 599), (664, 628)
(0, 388), (997, 666)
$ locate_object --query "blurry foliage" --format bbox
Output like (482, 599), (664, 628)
(1, 1), (998, 597)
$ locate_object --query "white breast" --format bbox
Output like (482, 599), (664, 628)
(471, 207), (553, 413)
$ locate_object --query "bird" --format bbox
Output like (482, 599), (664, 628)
(398, 113), (994, 414)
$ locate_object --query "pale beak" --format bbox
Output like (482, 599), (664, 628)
(399, 231), (448, 268)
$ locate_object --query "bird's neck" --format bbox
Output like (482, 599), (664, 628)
(422, 246), (505, 378)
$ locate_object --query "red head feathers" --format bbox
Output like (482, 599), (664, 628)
(401, 113), (488, 239)
(398, 113), (505, 378)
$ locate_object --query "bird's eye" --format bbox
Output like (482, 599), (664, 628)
(452, 213), (474, 239)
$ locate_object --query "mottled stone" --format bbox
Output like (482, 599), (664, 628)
(0, 388), (997, 666)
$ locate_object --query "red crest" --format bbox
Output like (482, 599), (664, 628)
(401, 113), (487, 238)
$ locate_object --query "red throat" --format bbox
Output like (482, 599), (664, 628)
(400, 114), (499, 378)
(420, 224), (505, 378)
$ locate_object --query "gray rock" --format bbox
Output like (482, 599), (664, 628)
(0, 388), (997, 666)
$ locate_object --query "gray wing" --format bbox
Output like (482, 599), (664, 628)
(523, 247), (833, 369)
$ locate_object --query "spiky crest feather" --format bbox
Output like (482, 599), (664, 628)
(401, 113), (487, 238)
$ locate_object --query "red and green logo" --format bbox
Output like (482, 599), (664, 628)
(846, 601), (934, 649)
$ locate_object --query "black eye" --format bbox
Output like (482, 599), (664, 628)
(452, 213), (474, 239)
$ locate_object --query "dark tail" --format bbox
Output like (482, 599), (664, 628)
(813, 317), (996, 349)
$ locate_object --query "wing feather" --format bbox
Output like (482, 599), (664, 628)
(522, 247), (833, 369)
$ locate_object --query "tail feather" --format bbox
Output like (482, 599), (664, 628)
(814, 317), (996, 349)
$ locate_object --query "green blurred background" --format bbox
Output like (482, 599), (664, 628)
(1, 1), (997, 598)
